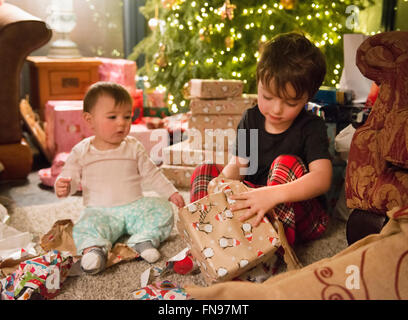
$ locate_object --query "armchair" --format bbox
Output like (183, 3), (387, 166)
(345, 31), (408, 244)
(0, 3), (51, 180)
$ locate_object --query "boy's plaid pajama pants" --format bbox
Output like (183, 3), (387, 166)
(190, 155), (329, 246)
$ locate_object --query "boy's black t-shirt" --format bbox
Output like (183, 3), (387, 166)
(233, 105), (331, 186)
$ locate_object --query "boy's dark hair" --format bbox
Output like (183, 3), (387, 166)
(83, 81), (133, 113)
(256, 32), (326, 101)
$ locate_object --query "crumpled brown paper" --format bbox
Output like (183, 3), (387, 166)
(40, 219), (140, 269)
(0, 256), (35, 277)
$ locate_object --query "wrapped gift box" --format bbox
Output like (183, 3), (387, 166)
(97, 57), (137, 89)
(160, 164), (195, 189)
(312, 86), (353, 106)
(189, 94), (257, 115)
(187, 128), (236, 152)
(163, 139), (231, 167)
(187, 79), (244, 99)
(176, 180), (281, 284)
(143, 106), (171, 118)
(188, 114), (242, 132)
(44, 101), (93, 158)
(128, 125), (169, 164)
(38, 152), (70, 187)
(146, 89), (167, 108)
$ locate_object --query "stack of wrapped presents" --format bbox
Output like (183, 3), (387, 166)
(161, 79), (257, 188)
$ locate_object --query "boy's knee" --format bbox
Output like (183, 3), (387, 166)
(270, 154), (304, 168)
(192, 163), (222, 181)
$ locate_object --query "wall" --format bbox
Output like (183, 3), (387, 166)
(358, 0), (384, 34)
(7, 0), (125, 57)
(7, 0), (126, 99)
(395, 0), (408, 31)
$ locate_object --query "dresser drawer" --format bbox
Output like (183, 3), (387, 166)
(49, 70), (93, 96)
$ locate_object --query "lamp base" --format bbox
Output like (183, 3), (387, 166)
(47, 39), (82, 59)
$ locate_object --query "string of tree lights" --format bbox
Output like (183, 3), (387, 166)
(129, 0), (374, 113)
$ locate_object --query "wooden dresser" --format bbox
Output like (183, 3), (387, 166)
(26, 56), (102, 121)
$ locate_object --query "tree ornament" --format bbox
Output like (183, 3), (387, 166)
(161, 0), (177, 9)
(280, 0), (296, 10)
(218, 0), (236, 20)
(225, 36), (234, 49)
(148, 18), (159, 31)
(155, 44), (168, 67)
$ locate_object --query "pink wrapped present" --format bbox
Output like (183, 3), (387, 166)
(128, 124), (169, 164)
(97, 57), (137, 89)
(146, 89), (166, 108)
(44, 101), (93, 159)
(38, 152), (70, 187)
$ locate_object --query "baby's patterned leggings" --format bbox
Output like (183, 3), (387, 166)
(73, 197), (174, 254)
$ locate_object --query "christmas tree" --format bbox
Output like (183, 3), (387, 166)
(129, 0), (373, 113)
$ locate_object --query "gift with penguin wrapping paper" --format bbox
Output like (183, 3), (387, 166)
(176, 180), (295, 284)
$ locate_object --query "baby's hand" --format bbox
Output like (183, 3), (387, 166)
(55, 177), (71, 198)
(169, 192), (185, 208)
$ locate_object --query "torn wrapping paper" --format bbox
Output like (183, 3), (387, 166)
(132, 280), (189, 300)
(0, 223), (38, 277)
(234, 254), (280, 283)
(0, 250), (73, 300)
(140, 266), (163, 288)
(137, 248), (198, 292)
(40, 219), (140, 269)
(161, 247), (199, 277)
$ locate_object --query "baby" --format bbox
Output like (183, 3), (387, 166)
(55, 81), (185, 274)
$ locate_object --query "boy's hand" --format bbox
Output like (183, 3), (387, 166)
(55, 177), (72, 198)
(169, 192), (185, 208)
(229, 187), (278, 227)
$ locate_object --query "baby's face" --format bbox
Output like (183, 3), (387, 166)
(85, 94), (132, 150)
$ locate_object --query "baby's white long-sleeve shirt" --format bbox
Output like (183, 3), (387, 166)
(56, 136), (178, 207)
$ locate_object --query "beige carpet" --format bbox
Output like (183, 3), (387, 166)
(4, 190), (348, 300)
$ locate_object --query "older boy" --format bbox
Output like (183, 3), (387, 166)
(191, 32), (332, 246)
